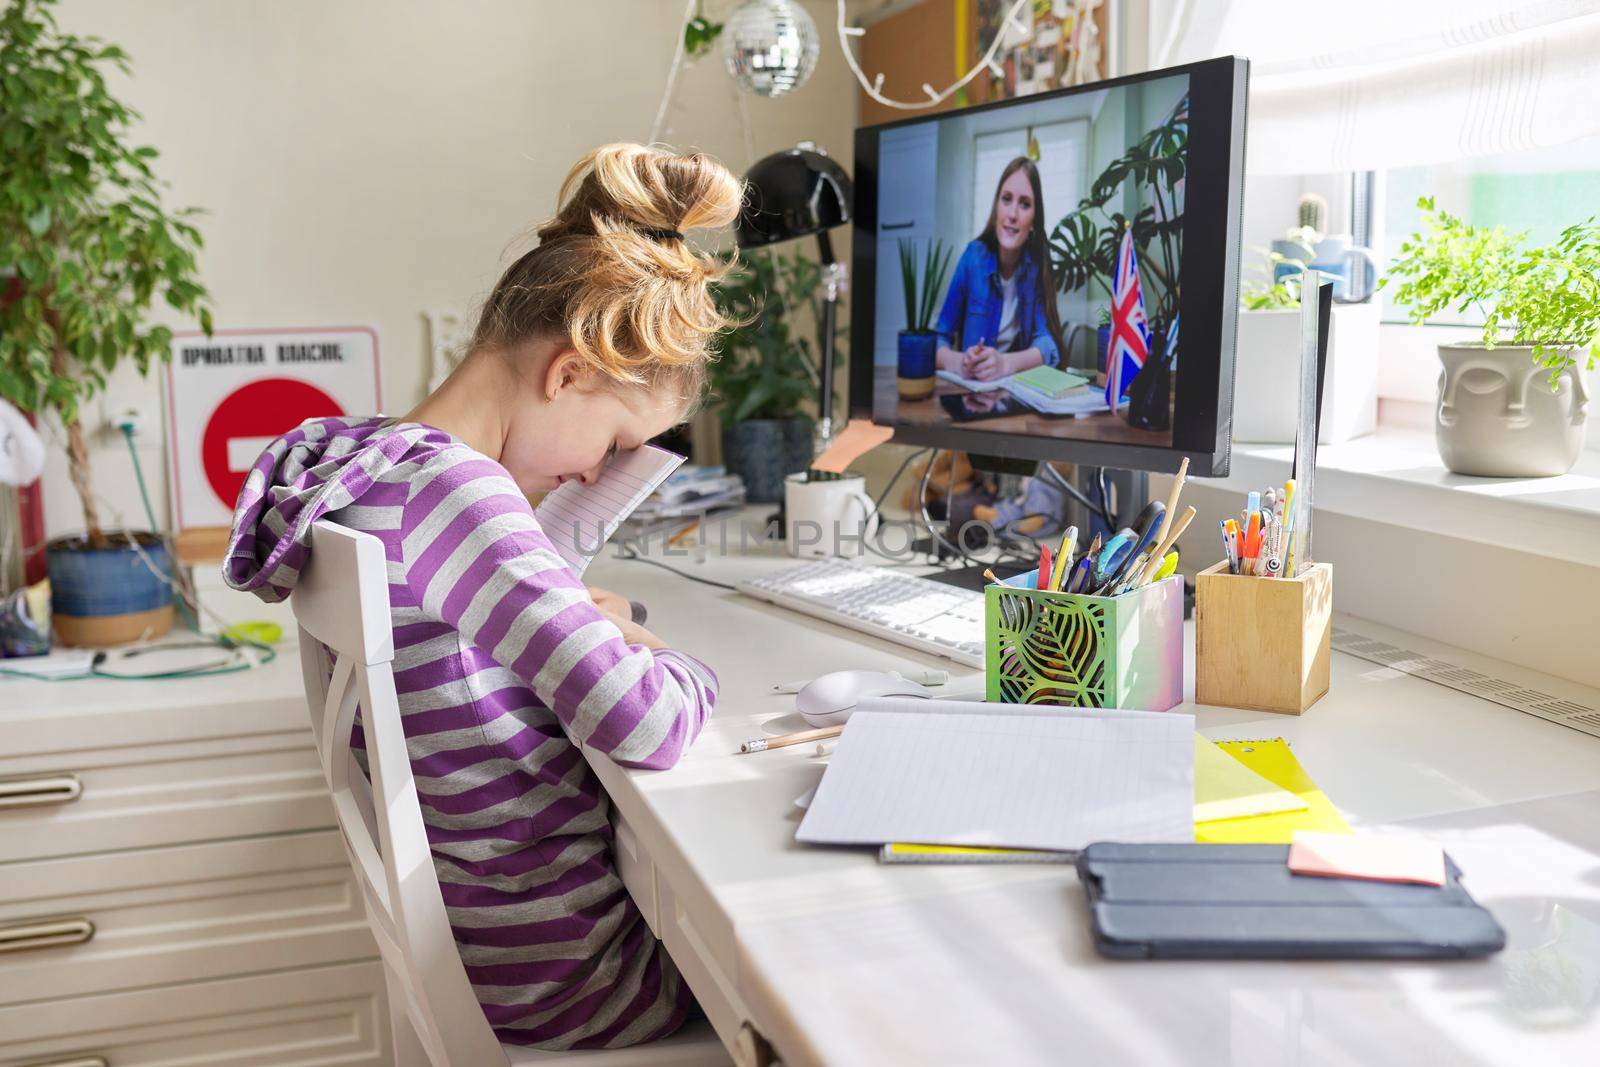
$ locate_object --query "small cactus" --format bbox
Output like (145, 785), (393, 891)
(1297, 193), (1328, 238)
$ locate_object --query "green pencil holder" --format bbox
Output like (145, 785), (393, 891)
(984, 571), (1185, 711)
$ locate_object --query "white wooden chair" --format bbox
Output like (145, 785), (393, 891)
(291, 521), (731, 1066)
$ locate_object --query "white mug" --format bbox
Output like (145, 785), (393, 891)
(784, 473), (879, 559)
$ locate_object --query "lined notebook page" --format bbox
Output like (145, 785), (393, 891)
(534, 445), (684, 575)
(796, 707), (1195, 852)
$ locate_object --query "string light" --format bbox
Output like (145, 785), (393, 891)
(835, 0), (1031, 112)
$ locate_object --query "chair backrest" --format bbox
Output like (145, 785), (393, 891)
(292, 521), (507, 1067)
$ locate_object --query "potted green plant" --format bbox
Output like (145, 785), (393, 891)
(895, 237), (954, 399)
(0, 0), (212, 645)
(1049, 95), (1186, 373)
(1384, 197), (1598, 477)
(710, 248), (844, 503)
(1234, 218), (1378, 445)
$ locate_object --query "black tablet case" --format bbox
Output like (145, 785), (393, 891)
(1077, 842), (1506, 960)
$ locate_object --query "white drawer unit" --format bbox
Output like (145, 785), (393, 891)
(0, 716), (335, 863)
(0, 656), (384, 1061)
(0, 960), (389, 1067)
(0, 831), (372, 1006)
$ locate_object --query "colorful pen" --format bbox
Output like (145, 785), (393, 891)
(1050, 525), (1077, 591)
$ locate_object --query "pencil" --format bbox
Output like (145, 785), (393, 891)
(740, 724), (844, 754)
(668, 518), (701, 546)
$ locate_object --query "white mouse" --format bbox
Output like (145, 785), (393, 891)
(795, 670), (934, 728)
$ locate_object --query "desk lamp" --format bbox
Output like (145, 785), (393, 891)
(736, 142), (853, 453)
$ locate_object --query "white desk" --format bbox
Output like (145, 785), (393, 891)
(10, 535), (1596, 1067)
(580, 539), (1600, 1067)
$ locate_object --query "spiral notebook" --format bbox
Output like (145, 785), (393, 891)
(534, 445), (684, 575)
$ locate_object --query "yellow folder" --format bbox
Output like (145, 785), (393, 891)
(1193, 734), (1307, 823)
(877, 736), (1348, 863)
(1196, 738), (1351, 844)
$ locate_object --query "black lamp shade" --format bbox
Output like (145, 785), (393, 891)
(737, 144), (853, 249)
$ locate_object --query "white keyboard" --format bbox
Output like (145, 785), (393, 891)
(737, 559), (986, 668)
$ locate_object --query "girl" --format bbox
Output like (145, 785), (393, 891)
(934, 156), (1067, 380)
(225, 144), (739, 1050)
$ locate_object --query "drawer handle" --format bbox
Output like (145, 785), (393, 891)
(21, 1058), (109, 1067)
(0, 774), (83, 809)
(0, 917), (96, 953)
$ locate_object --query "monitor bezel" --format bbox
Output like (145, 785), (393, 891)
(848, 55), (1248, 477)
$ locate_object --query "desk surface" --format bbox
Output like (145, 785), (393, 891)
(10, 537), (1597, 1067)
(581, 538), (1600, 1067)
(871, 364), (1171, 447)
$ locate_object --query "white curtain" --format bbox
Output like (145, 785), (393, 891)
(1152, 0), (1600, 173)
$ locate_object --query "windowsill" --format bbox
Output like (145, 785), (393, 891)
(1208, 426), (1600, 567)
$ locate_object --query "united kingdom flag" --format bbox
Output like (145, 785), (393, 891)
(1104, 226), (1151, 409)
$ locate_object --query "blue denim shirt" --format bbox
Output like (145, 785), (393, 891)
(934, 239), (1061, 368)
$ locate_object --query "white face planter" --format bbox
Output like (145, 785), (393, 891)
(1436, 344), (1590, 478)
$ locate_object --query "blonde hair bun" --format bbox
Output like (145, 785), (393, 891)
(471, 144), (744, 398)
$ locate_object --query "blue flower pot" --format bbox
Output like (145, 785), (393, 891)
(897, 330), (938, 399)
(47, 532), (175, 646)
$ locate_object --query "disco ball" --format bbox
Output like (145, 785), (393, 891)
(722, 0), (820, 99)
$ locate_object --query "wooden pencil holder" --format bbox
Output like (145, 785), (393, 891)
(984, 571), (1184, 712)
(1195, 560), (1333, 715)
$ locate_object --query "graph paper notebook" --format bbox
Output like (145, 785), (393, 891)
(533, 444), (684, 575)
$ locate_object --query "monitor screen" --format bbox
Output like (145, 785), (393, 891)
(849, 57), (1247, 476)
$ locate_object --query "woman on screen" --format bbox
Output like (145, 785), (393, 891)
(934, 157), (1067, 380)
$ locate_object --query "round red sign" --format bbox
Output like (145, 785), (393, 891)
(201, 378), (344, 508)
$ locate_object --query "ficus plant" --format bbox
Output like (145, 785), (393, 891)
(1383, 196), (1600, 387)
(0, 0), (212, 547)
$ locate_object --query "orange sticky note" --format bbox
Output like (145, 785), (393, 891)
(812, 419), (894, 474)
(1288, 831), (1446, 886)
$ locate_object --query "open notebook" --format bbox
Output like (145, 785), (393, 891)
(797, 699), (1195, 853)
(534, 444), (684, 575)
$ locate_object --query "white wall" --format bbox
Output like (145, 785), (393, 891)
(39, 0), (859, 539)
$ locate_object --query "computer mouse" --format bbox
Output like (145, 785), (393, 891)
(795, 669), (934, 728)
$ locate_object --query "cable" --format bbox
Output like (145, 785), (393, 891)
(916, 450), (985, 569)
(1039, 462), (1114, 531)
(648, 0), (697, 144)
(863, 446), (930, 528)
(0, 643), (277, 682)
(121, 424), (159, 533)
(614, 547), (737, 591)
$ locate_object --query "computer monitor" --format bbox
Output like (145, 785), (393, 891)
(849, 56), (1248, 476)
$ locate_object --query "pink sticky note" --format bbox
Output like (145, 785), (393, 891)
(812, 419), (894, 474)
(1288, 831), (1446, 886)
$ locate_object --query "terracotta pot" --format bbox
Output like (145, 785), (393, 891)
(1436, 344), (1589, 477)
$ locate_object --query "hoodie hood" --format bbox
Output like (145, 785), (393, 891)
(224, 416), (421, 602)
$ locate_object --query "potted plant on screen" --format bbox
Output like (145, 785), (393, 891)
(0, 0), (212, 645)
(711, 248), (845, 503)
(1049, 96), (1186, 378)
(1384, 197), (1598, 477)
(895, 237), (954, 399)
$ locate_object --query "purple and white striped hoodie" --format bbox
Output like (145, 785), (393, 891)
(225, 416), (715, 1050)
